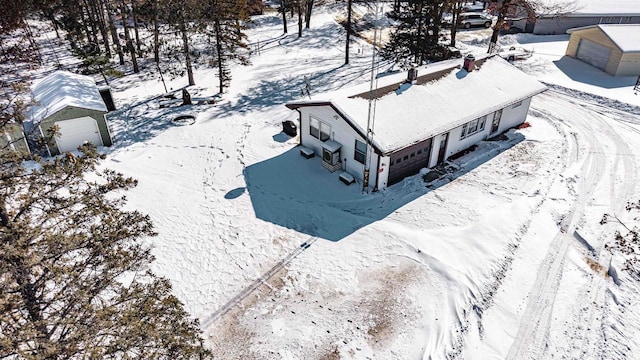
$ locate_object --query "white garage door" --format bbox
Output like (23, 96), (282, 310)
(55, 117), (103, 153)
(576, 39), (612, 70)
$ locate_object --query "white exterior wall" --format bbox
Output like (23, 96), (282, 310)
(427, 97), (532, 166)
(298, 106), (381, 188)
(377, 156), (391, 190)
(498, 97), (532, 133)
(448, 118), (491, 156)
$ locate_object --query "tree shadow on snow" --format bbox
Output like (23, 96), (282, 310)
(243, 131), (525, 241)
(107, 100), (210, 147)
(205, 63), (375, 119)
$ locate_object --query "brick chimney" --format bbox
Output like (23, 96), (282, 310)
(463, 54), (476, 72)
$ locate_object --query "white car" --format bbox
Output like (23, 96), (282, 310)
(498, 46), (533, 61)
(442, 12), (492, 29)
(459, 13), (493, 29)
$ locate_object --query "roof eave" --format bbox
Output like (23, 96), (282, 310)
(284, 101), (384, 155)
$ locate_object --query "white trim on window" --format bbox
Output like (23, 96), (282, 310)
(460, 123), (468, 139)
(460, 115), (487, 140)
(354, 139), (367, 164)
(309, 116), (331, 142)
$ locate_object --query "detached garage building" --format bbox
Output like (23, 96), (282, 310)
(26, 71), (113, 156)
(566, 24), (640, 76)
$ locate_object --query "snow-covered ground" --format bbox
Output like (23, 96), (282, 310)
(10, 5), (640, 359)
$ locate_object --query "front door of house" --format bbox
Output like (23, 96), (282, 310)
(491, 109), (502, 134)
(437, 133), (449, 164)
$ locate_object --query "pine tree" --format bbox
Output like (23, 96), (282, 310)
(383, 0), (450, 67)
(0, 85), (211, 358)
(203, 0), (249, 92)
(159, 0), (200, 85)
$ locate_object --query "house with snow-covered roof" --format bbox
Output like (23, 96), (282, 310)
(566, 24), (640, 76)
(510, 0), (640, 35)
(285, 55), (547, 190)
(25, 71), (113, 156)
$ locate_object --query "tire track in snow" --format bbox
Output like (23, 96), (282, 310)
(506, 92), (608, 360)
(560, 97), (640, 359)
(535, 91), (640, 360)
(446, 101), (572, 360)
(201, 236), (318, 329)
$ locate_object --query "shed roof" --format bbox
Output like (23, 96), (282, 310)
(287, 55), (547, 154)
(568, 24), (640, 53)
(28, 71), (107, 122)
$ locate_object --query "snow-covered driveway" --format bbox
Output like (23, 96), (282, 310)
(465, 90), (640, 359)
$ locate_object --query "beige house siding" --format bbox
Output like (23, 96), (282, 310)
(615, 53), (640, 76)
(606, 48), (625, 75)
(566, 27), (639, 76)
(40, 106), (111, 155)
(565, 33), (582, 57)
(1, 123), (29, 154)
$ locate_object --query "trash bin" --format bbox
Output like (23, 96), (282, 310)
(282, 121), (297, 137)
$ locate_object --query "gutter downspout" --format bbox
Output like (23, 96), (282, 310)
(295, 110), (302, 146)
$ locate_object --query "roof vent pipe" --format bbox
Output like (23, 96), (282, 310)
(463, 54), (475, 72)
(407, 65), (418, 84)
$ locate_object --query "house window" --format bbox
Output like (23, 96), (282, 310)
(512, 101), (523, 109)
(309, 116), (331, 142)
(354, 139), (367, 164)
(403, 155), (409, 160)
(460, 115), (487, 140)
(468, 119), (479, 134)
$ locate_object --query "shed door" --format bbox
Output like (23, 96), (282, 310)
(388, 138), (432, 186)
(576, 39), (611, 70)
(55, 117), (103, 153)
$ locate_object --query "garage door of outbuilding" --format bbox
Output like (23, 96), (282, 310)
(55, 117), (103, 153)
(387, 138), (432, 185)
(576, 39), (612, 70)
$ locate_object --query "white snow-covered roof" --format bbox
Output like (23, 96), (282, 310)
(535, 0), (640, 16)
(568, 24), (640, 53)
(28, 71), (106, 121)
(287, 55), (547, 154)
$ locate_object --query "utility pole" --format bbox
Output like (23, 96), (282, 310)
(345, 0), (353, 65)
(363, 0), (380, 194)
